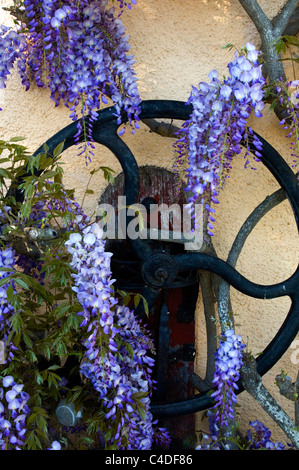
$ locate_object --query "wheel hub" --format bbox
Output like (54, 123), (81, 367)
(142, 252), (178, 288)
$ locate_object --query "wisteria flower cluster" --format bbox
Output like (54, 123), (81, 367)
(211, 329), (245, 432)
(246, 420), (285, 450)
(0, 24), (28, 109)
(197, 416), (287, 450)
(65, 222), (170, 450)
(0, 375), (30, 450)
(0, 246), (18, 364)
(196, 331), (288, 451)
(0, 0), (141, 160)
(0, 24), (25, 88)
(173, 42), (266, 236)
(196, 329), (245, 450)
(276, 79), (299, 176)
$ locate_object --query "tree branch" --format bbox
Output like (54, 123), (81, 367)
(276, 371), (299, 426)
(238, 0), (288, 83)
(272, 0), (299, 37)
(241, 354), (299, 448)
(281, 4), (299, 35)
(238, 0), (272, 35)
(195, 270), (218, 389)
(225, 188), (286, 268)
(141, 118), (181, 138)
(275, 372), (298, 401)
(216, 188), (286, 331)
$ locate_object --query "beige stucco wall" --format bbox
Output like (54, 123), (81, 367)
(0, 0), (299, 447)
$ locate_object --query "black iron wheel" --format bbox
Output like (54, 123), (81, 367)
(9, 100), (299, 418)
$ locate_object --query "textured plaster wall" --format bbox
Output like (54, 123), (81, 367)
(0, 0), (299, 445)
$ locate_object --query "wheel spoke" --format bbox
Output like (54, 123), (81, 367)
(174, 252), (298, 300)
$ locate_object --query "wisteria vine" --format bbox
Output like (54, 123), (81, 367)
(65, 221), (170, 449)
(196, 330), (288, 450)
(0, 0), (298, 453)
(276, 78), (299, 173)
(1, 0), (141, 160)
(173, 43), (266, 236)
(211, 329), (245, 430)
(0, 168), (171, 449)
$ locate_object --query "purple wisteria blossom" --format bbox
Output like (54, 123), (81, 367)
(196, 329), (245, 450)
(246, 420), (285, 450)
(20, 0), (141, 161)
(173, 43), (266, 236)
(0, 1), (140, 157)
(0, 25), (28, 110)
(0, 376), (30, 450)
(276, 79), (299, 177)
(65, 222), (170, 450)
(211, 329), (245, 430)
(0, 246), (18, 364)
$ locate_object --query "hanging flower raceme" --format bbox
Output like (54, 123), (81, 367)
(246, 420), (285, 450)
(1, 0), (141, 160)
(173, 43), (266, 236)
(0, 245), (18, 364)
(276, 79), (299, 177)
(0, 375), (30, 450)
(0, 24), (28, 110)
(211, 329), (245, 432)
(65, 222), (170, 450)
(195, 329), (245, 450)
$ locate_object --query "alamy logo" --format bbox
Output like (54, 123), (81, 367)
(97, 196), (203, 250)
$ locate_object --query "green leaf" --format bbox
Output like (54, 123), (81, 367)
(222, 42), (235, 51)
(98, 166), (116, 183)
(6, 284), (14, 302)
(26, 350), (38, 362)
(283, 35), (299, 47)
(133, 293), (149, 316)
(47, 364), (61, 371)
(32, 406), (49, 418)
(136, 402), (146, 422)
(14, 278), (30, 290)
(56, 304), (71, 318)
(35, 371), (44, 385)
(26, 431), (43, 450)
(125, 342), (134, 359)
(9, 136), (26, 142)
(0, 168), (12, 179)
(47, 371), (61, 388)
(132, 391), (148, 400)
(41, 343), (51, 361)
(10, 312), (24, 333)
(21, 274), (53, 302)
(22, 332), (33, 348)
(53, 141), (65, 158)
(56, 339), (68, 356)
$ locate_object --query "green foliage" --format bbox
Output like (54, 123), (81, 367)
(0, 137), (151, 450)
(0, 142), (91, 447)
(272, 35), (299, 63)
